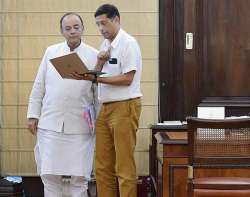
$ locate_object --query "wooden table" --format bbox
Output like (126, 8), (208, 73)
(151, 126), (188, 197)
(150, 125), (187, 182)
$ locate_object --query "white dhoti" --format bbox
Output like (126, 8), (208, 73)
(34, 128), (95, 197)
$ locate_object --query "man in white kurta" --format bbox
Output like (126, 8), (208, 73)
(27, 13), (98, 197)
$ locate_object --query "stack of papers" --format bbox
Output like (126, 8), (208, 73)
(225, 116), (250, 119)
(157, 121), (186, 125)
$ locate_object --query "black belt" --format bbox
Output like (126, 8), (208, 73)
(103, 97), (141, 105)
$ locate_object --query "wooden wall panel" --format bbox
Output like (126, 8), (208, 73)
(139, 106), (158, 129)
(18, 152), (37, 175)
(141, 83), (158, 105)
(19, 60), (40, 81)
(2, 83), (18, 104)
(0, 37), (19, 58)
(18, 83), (32, 105)
(136, 129), (151, 151)
(135, 151), (149, 175)
(0, 0), (157, 12)
(1, 60), (18, 81)
(1, 129), (19, 150)
(1, 106), (18, 127)
(18, 130), (36, 150)
(204, 0), (250, 96)
(142, 60), (158, 82)
(18, 106), (28, 127)
(0, 152), (19, 175)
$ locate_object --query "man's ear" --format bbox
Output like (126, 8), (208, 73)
(114, 16), (120, 24)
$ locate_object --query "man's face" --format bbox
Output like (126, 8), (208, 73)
(95, 14), (119, 41)
(61, 15), (84, 47)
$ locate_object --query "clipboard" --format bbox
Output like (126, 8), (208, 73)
(50, 52), (105, 79)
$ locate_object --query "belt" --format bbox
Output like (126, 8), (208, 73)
(103, 97), (141, 105)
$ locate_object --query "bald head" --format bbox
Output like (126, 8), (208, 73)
(60, 12), (83, 31)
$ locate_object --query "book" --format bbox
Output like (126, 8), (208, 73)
(50, 52), (105, 79)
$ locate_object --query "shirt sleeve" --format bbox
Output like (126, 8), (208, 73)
(120, 40), (141, 74)
(27, 49), (48, 119)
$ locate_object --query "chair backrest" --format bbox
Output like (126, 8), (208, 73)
(187, 117), (250, 165)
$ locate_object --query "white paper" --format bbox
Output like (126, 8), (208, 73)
(197, 107), (225, 119)
(197, 107), (225, 138)
(225, 115), (250, 119)
(163, 121), (182, 125)
(157, 121), (182, 125)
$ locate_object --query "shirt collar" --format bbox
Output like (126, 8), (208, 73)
(64, 40), (83, 52)
(109, 28), (123, 49)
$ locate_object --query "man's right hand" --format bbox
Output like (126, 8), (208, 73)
(95, 48), (111, 70)
(27, 118), (38, 135)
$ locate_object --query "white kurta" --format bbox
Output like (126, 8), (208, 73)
(27, 41), (98, 176)
(35, 129), (95, 178)
(27, 41), (98, 134)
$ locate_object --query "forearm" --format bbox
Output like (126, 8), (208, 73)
(95, 49), (111, 71)
(97, 71), (135, 86)
(27, 82), (45, 118)
(95, 63), (104, 72)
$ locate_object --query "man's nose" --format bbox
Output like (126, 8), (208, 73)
(70, 28), (77, 34)
(98, 24), (104, 32)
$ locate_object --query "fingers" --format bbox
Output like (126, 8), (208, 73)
(107, 46), (111, 55)
(30, 126), (37, 135)
(69, 72), (86, 80)
(98, 49), (110, 61)
(28, 124), (36, 134)
(27, 119), (38, 135)
(70, 72), (94, 81)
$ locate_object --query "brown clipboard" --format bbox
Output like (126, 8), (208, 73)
(50, 52), (104, 79)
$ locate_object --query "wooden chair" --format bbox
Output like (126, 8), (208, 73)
(186, 117), (250, 197)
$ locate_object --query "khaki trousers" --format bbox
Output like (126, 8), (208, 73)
(95, 98), (141, 197)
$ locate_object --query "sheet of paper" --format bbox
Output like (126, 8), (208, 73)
(157, 121), (182, 125)
(197, 107), (225, 119)
(197, 107), (226, 139)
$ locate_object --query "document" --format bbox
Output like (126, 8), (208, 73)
(50, 52), (104, 79)
(157, 120), (184, 125)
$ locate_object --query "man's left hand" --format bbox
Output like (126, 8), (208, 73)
(70, 72), (95, 81)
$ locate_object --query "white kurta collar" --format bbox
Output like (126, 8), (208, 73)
(64, 40), (84, 52)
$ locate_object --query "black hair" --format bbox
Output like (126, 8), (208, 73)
(94, 4), (120, 19)
(60, 12), (84, 30)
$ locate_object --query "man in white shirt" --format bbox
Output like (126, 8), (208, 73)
(72, 4), (142, 197)
(27, 12), (98, 197)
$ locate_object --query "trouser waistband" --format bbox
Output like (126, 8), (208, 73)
(102, 97), (141, 105)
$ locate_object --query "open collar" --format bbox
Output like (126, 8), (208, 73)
(110, 28), (123, 49)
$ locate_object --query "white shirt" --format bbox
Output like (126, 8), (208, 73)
(27, 41), (98, 134)
(98, 28), (143, 103)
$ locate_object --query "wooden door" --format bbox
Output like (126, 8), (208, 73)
(160, 0), (250, 121)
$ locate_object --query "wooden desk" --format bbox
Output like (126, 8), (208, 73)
(150, 125), (187, 183)
(155, 131), (188, 197)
